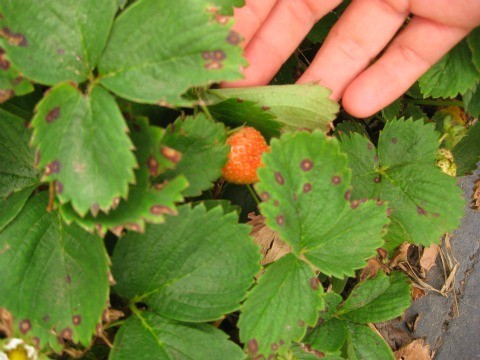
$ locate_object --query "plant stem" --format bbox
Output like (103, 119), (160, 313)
(103, 319), (126, 330)
(405, 98), (464, 108)
(200, 103), (214, 120)
(246, 184), (260, 206)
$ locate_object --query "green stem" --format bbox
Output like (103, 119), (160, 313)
(246, 184), (260, 206)
(200, 103), (214, 120)
(103, 319), (126, 330)
(406, 98), (464, 108)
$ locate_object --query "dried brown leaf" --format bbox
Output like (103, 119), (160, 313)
(394, 339), (431, 360)
(247, 213), (291, 265)
(360, 258), (383, 280)
(473, 177), (480, 210)
(390, 243), (413, 268)
(420, 244), (440, 271)
(411, 285), (426, 301)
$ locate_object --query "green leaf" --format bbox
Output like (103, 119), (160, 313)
(291, 345), (344, 360)
(338, 271), (411, 324)
(208, 84), (339, 132)
(0, 185), (35, 231)
(110, 311), (244, 360)
(256, 131), (389, 277)
(467, 27), (480, 72)
(0, 50), (33, 102)
(31, 83), (137, 216)
(419, 40), (480, 98)
(59, 118), (187, 235)
(403, 103), (428, 122)
(452, 122), (480, 176)
(0, 193), (109, 350)
(340, 119), (465, 248)
(238, 254), (324, 357)
(381, 98), (402, 122)
(306, 1), (350, 44)
(208, 98), (281, 139)
(158, 114), (229, 197)
(464, 83), (480, 118)
(344, 323), (394, 360)
(98, 0), (245, 106)
(304, 318), (347, 355)
(0, 108), (38, 198)
(209, 0), (245, 15)
(112, 204), (260, 322)
(0, 0), (116, 85)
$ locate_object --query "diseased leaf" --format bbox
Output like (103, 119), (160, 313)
(31, 83), (137, 217)
(59, 118), (187, 235)
(340, 119), (465, 249)
(112, 204), (260, 322)
(0, 108), (38, 198)
(99, 0), (245, 105)
(256, 131), (389, 277)
(452, 121), (480, 176)
(238, 254), (324, 358)
(208, 98), (281, 139)
(0, 185), (35, 231)
(208, 84), (339, 132)
(463, 83), (480, 118)
(344, 323), (394, 360)
(0, 0), (116, 85)
(304, 318), (347, 355)
(0, 50), (33, 102)
(338, 271), (411, 324)
(158, 114), (229, 197)
(110, 311), (244, 360)
(0, 193), (109, 350)
(291, 344), (344, 360)
(419, 40), (480, 98)
(209, 0), (245, 15)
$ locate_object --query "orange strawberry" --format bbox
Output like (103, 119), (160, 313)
(222, 127), (270, 184)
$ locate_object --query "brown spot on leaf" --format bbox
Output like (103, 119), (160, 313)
(260, 192), (270, 201)
(373, 176), (381, 183)
(161, 146), (181, 163)
(332, 175), (342, 185)
(0, 89), (14, 103)
(374, 154), (379, 162)
(61, 327), (72, 340)
(125, 223), (141, 232)
(46, 107), (60, 123)
(367, 142), (373, 150)
(55, 181), (63, 194)
(274, 200), (280, 207)
(248, 339), (259, 354)
(351, 200), (360, 209)
(310, 277), (320, 291)
(57, 48), (65, 55)
(261, 106), (270, 111)
(236, 98), (244, 103)
(72, 315), (82, 325)
(417, 206), (427, 215)
(376, 198), (384, 206)
(276, 215), (285, 226)
(391, 137), (398, 144)
(0, 57), (10, 70)
(387, 208), (394, 216)
(298, 320), (305, 327)
(19, 319), (31, 334)
(204, 61), (223, 70)
(0, 27), (28, 46)
(300, 159), (313, 172)
(360, 197), (367, 203)
(275, 172), (285, 185)
(112, 197), (121, 209)
(271, 343), (279, 351)
(148, 155), (159, 176)
(44, 160), (61, 175)
(12, 76), (24, 86)
(65, 275), (71, 284)
(91, 203), (100, 217)
(303, 183), (312, 193)
(226, 31), (241, 45)
(377, 248), (388, 259)
(344, 190), (351, 201)
(202, 50), (226, 70)
(213, 50), (226, 61)
(150, 205), (175, 215)
(43, 315), (50, 322)
(279, 339), (285, 345)
(32, 337), (40, 348)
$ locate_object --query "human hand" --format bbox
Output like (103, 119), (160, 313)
(224, 0), (480, 117)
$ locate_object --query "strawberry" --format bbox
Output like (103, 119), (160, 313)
(222, 127), (270, 184)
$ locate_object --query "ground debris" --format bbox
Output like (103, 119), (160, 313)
(394, 339), (431, 360)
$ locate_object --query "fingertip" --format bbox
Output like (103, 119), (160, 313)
(341, 81), (383, 119)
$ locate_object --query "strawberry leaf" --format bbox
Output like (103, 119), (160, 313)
(59, 118), (187, 235)
(238, 254), (324, 358)
(419, 40), (480, 98)
(208, 84), (339, 132)
(112, 204), (261, 322)
(256, 131), (389, 277)
(340, 119), (465, 249)
(98, 0), (245, 106)
(344, 323), (394, 360)
(463, 83), (480, 119)
(0, 185), (35, 231)
(0, 51), (33, 102)
(0, 193), (109, 350)
(452, 121), (480, 176)
(0, 108), (38, 198)
(110, 311), (244, 360)
(467, 27), (480, 72)
(338, 271), (411, 324)
(0, 0), (116, 85)
(31, 83), (137, 217)
(209, 0), (245, 15)
(158, 114), (229, 197)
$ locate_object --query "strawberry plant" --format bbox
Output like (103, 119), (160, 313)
(0, 1), (479, 359)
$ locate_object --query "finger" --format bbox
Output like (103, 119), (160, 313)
(232, 0), (278, 47)
(297, 0), (408, 99)
(342, 17), (470, 118)
(225, 0), (341, 87)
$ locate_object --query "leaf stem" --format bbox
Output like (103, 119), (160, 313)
(246, 184), (260, 206)
(405, 98), (464, 108)
(200, 103), (214, 121)
(103, 319), (126, 330)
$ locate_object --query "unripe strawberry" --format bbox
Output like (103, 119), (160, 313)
(222, 127), (270, 184)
